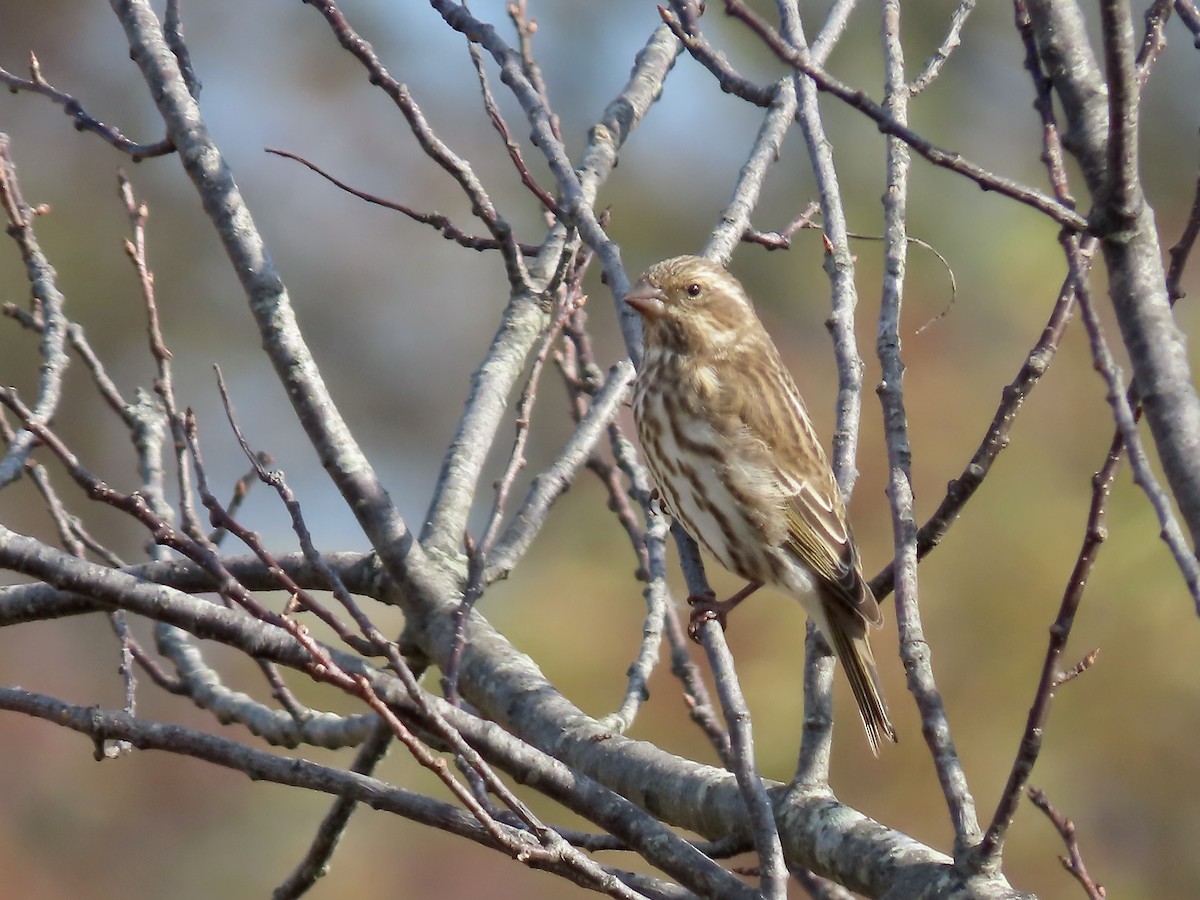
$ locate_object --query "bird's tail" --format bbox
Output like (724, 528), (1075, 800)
(822, 611), (897, 755)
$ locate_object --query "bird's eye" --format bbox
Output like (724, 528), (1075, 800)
(685, 283), (702, 298)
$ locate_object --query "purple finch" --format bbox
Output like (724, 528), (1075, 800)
(626, 255), (896, 753)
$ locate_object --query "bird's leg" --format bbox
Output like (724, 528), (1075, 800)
(687, 581), (763, 642)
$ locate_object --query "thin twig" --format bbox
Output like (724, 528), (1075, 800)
(0, 54), (173, 159)
(114, 0), (450, 622)
(870, 246), (1089, 602)
(0, 391), (280, 625)
(600, 511), (671, 735)
(1166, 165), (1200, 304)
(775, 2), (856, 779)
(872, 0), (1087, 601)
(970, 6), (1116, 866)
(273, 722), (393, 900)
(442, 271), (580, 703)
(876, 1), (980, 855)
(553, 260), (672, 734)
(429, 1), (683, 361)
(264, 147), (540, 256)
(789, 864), (857, 900)
(301, 0), (527, 284)
(206, 461), (265, 547)
(1027, 788), (1107, 898)
(741, 202), (821, 250)
(0, 135), (70, 490)
(4, 389), (374, 749)
(1134, 0), (1172, 83)
(211, 375), (394, 657)
(703, 78), (798, 264)
(506, 1), (562, 141)
(1177, 0), (1200, 45)
(419, 11), (682, 564)
(0, 689), (639, 898)
(483, 360), (636, 581)
(1074, 269), (1200, 607)
(163, 0), (201, 98)
(811, 0), (861, 60)
(721, 0), (1088, 231)
(974, 414), (1111, 863)
(117, 171), (201, 540)
(1, 306), (132, 420)
(660, 3), (778, 108)
(465, 39), (564, 218)
(907, 1), (978, 95)
(257, 659), (319, 726)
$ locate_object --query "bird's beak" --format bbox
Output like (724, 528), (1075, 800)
(624, 280), (667, 319)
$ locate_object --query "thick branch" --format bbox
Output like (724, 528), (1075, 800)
(1025, 0), (1200, 554)
(0, 522), (1027, 896)
(107, 0), (453, 610)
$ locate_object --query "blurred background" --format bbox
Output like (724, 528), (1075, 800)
(2, 1), (1199, 897)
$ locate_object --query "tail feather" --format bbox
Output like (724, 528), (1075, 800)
(823, 612), (897, 755)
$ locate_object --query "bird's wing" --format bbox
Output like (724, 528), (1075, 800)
(781, 487), (883, 627)
(724, 347), (883, 628)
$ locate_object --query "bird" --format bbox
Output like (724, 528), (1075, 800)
(625, 255), (896, 753)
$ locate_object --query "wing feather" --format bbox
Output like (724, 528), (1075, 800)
(724, 340), (883, 628)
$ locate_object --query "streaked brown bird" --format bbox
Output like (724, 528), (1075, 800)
(626, 255), (896, 753)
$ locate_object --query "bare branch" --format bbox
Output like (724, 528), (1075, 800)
(465, 38), (564, 220)
(975, 399), (1115, 863)
(421, 9), (682, 555)
(109, 0), (449, 609)
(430, 2), (683, 357)
(1026, 0), (1200, 552)
(300, 0), (527, 284)
(0, 55), (173, 158)
(692, 617), (788, 899)
(273, 722), (393, 900)
(265, 147), (541, 256)
(506, 1), (561, 142)
(876, 1), (980, 855)
(0, 134), (70, 489)
(484, 360), (635, 580)
(1177, 0), (1200, 44)
(1166, 164), (1200, 305)
(722, 0), (1089, 231)
(1027, 788), (1107, 899)
(792, 622), (836, 786)
(5, 1), (1193, 895)
(703, 78), (798, 264)
(0, 517), (1023, 896)
(660, 3), (778, 107)
(777, 6), (865, 495)
(1074, 268), (1200, 606)
(908, 1), (978, 95)
(872, 0), (1084, 602)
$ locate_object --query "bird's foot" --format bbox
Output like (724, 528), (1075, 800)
(686, 593), (732, 643)
(647, 488), (670, 517)
(686, 581), (763, 643)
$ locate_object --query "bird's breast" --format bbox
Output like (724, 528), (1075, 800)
(633, 363), (786, 584)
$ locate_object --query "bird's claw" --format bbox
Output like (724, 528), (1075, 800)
(647, 488), (661, 516)
(686, 592), (728, 643)
(647, 487), (670, 518)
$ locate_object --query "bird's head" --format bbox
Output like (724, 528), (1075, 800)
(625, 256), (761, 356)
